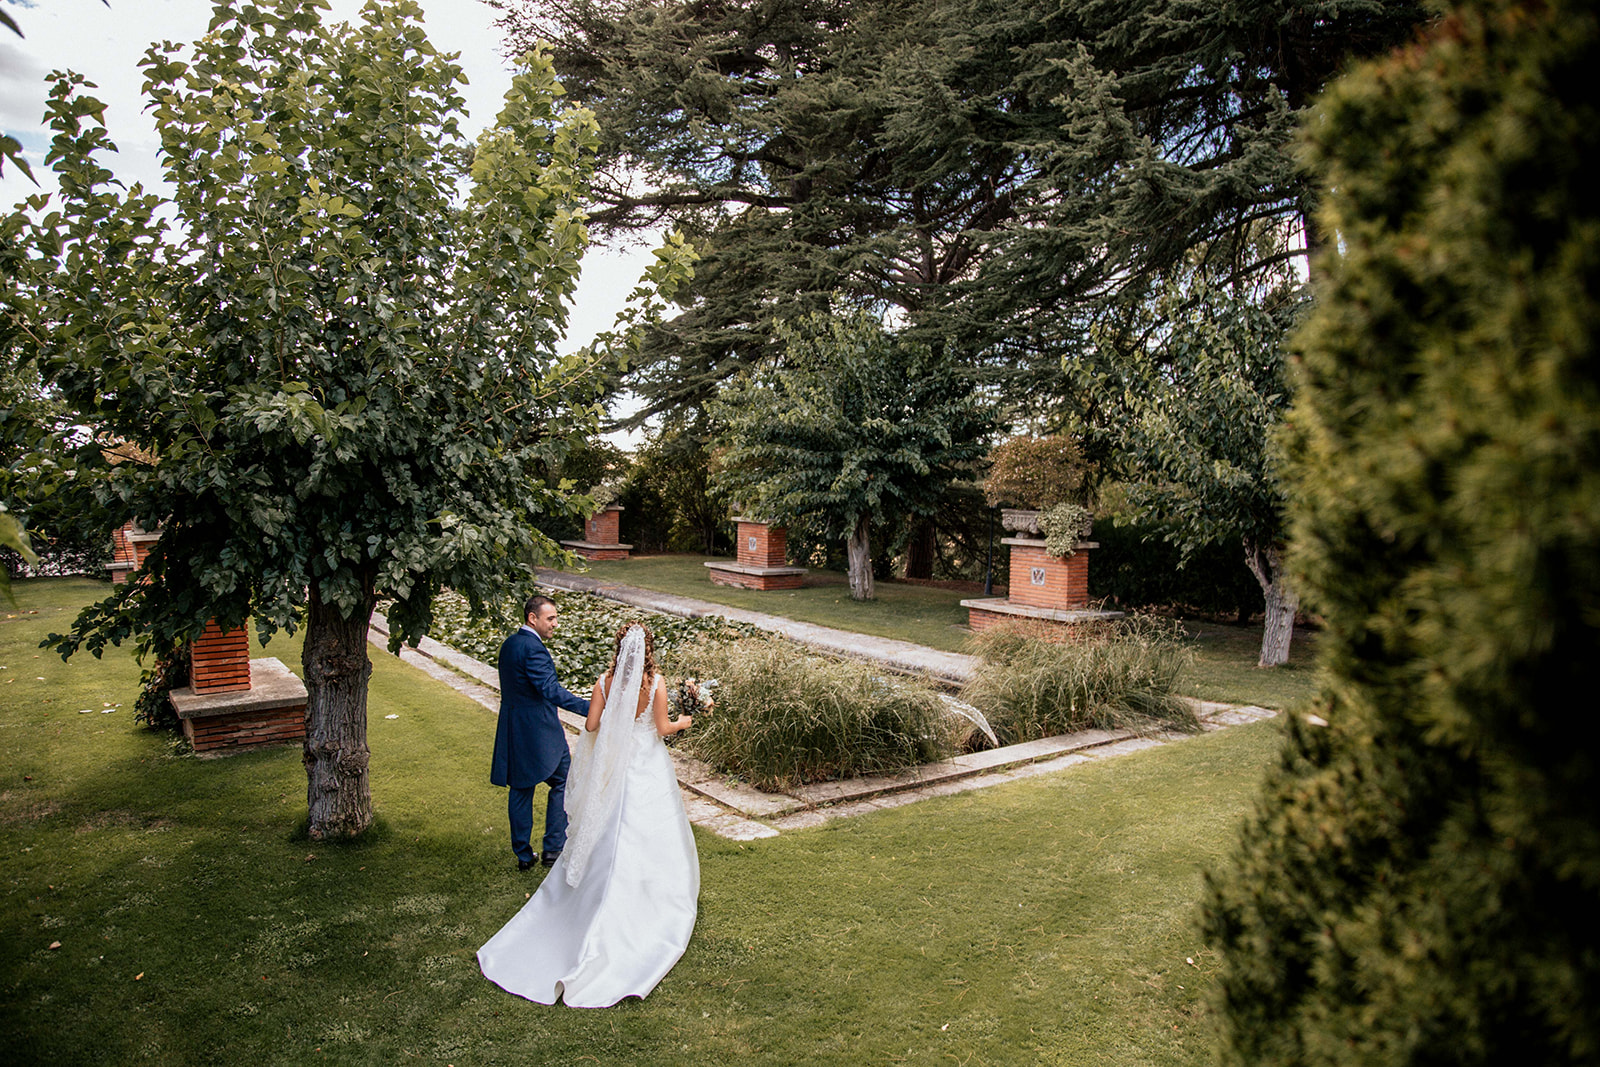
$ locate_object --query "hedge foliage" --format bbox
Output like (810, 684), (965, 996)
(1202, 2), (1600, 1062)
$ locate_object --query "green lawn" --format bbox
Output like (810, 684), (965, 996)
(572, 554), (976, 653)
(2, 577), (1282, 1066)
(566, 554), (1321, 710)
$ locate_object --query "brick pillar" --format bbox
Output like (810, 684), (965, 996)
(190, 620), (252, 694)
(108, 521), (161, 584)
(1005, 539), (1092, 610)
(111, 522), (137, 570)
(585, 507), (622, 544)
(736, 520), (788, 568)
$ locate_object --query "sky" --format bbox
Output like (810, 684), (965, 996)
(1, 0), (658, 442)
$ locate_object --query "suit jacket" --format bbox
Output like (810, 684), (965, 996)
(489, 627), (592, 788)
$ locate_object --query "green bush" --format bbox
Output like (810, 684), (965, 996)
(1202, 2), (1600, 1062)
(981, 435), (1092, 509)
(1088, 518), (1263, 621)
(399, 588), (756, 684)
(674, 637), (957, 790)
(962, 618), (1196, 744)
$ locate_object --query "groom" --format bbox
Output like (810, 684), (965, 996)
(490, 594), (592, 871)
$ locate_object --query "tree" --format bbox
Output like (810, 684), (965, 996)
(617, 420), (727, 554)
(709, 305), (991, 599)
(1202, 0), (1600, 1060)
(6, 0), (690, 839)
(1084, 280), (1302, 666)
(961, 0), (1428, 325)
(497, 0), (1038, 418)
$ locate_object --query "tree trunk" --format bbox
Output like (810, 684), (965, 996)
(904, 517), (936, 580)
(302, 578), (376, 839)
(1243, 537), (1297, 667)
(846, 516), (875, 601)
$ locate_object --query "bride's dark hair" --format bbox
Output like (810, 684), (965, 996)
(608, 622), (656, 679)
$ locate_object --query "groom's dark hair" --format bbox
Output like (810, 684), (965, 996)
(524, 594), (556, 622)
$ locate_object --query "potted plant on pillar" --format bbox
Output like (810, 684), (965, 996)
(963, 436), (1111, 630)
(982, 435), (1096, 544)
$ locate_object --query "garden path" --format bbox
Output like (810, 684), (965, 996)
(368, 596), (1278, 842)
(532, 567), (977, 685)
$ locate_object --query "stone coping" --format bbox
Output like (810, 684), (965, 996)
(168, 657), (308, 720)
(959, 597), (1124, 624)
(999, 537), (1099, 550)
(368, 593), (1277, 838)
(703, 560), (809, 577)
(560, 539), (635, 551)
(366, 610), (1268, 820)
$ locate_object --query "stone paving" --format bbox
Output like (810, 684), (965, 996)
(369, 594), (1279, 842)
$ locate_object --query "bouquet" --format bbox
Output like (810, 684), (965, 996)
(668, 676), (718, 719)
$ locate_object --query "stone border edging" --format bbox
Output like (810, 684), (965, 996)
(367, 609), (1278, 841)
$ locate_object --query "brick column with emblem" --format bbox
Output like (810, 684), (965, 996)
(961, 531), (1120, 631)
(705, 518), (808, 590)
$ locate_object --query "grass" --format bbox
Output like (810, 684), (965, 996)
(565, 554), (1322, 710)
(3, 577), (1284, 1066)
(1174, 618), (1320, 710)
(568, 554), (976, 653)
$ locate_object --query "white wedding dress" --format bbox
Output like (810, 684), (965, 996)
(478, 629), (699, 1008)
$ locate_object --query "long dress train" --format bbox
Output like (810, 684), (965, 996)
(477, 686), (699, 1007)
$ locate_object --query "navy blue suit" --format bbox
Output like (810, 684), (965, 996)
(490, 626), (591, 862)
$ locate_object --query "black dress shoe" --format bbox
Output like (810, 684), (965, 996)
(517, 858), (535, 871)
(540, 849), (562, 867)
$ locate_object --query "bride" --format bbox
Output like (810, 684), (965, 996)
(478, 622), (699, 1007)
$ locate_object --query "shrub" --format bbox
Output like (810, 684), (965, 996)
(1203, 2), (1600, 1061)
(1038, 501), (1094, 558)
(132, 642), (187, 731)
(390, 588), (757, 685)
(1088, 518), (1262, 621)
(673, 637), (957, 790)
(981, 435), (1092, 509)
(962, 618), (1196, 743)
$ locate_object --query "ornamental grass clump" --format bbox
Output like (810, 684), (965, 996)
(673, 637), (956, 790)
(962, 618), (1196, 744)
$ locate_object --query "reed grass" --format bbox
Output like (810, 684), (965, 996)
(962, 617), (1197, 744)
(672, 637), (958, 790)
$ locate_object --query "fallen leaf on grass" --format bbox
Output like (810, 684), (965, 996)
(48, 941), (61, 950)
(134, 972), (144, 980)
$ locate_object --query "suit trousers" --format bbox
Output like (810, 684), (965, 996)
(508, 750), (571, 863)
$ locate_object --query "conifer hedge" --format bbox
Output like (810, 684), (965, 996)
(1201, 1), (1600, 1062)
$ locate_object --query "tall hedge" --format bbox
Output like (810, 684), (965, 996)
(1201, 2), (1600, 1063)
